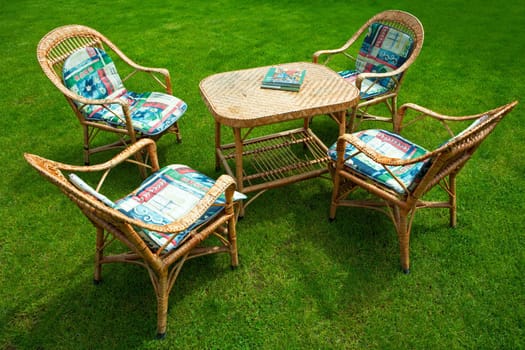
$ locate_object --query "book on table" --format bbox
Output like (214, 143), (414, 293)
(261, 67), (306, 92)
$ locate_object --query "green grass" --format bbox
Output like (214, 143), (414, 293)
(1, 0), (524, 349)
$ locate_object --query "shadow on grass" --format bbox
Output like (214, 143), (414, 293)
(232, 180), (401, 338)
(1, 250), (237, 349)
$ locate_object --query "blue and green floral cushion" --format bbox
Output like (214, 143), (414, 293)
(328, 129), (430, 194)
(62, 47), (187, 136)
(114, 165), (246, 252)
(338, 70), (390, 99)
(338, 22), (414, 98)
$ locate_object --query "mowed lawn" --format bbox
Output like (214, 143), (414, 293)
(0, 0), (523, 349)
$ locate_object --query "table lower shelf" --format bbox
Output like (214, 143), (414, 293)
(217, 128), (330, 193)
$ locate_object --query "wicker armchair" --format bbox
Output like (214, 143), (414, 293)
(24, 138), (242, 338)
(327, 101), (517, 273)
(37, 25), (187, 165)
(313, 10), (424, 132)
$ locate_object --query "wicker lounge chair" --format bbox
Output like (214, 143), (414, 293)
(327, 101), (517, 273)
(313, 10), (424, 132)
(37, 25), (186, 165)
(24, 138), (242, 338)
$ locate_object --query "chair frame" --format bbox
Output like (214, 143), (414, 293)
(24, 139), (239, 338)
(37, 24), (182, 165)
(313, 10), (425, 132)
(328, 101), (518, 273)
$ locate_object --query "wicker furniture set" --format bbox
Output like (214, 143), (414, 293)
(26, 10), (517, 337)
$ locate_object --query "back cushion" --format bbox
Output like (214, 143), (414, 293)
(355, 22), (414, 89)
(63, 47), (125, 100)
(439, 114), (490, 148)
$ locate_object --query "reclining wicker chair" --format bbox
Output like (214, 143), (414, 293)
(327, 101), (517, 273)
(24, 139), (242, 338)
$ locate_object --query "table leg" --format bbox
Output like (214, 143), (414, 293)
(233, 127), (245, 217)
(215, 121), (221, 171)
(334, 110), (347, 136)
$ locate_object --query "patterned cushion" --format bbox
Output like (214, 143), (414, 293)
(338, 69), (389, 99)
(338, 22), (414, 97)
(114, 165), (246, 252)
(443, 114), (490, 145)
(328, 129), (430, 194)
(63, 47), (187, 135)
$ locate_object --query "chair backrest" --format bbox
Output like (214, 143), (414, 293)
(62, 46), (125, 101)
(355, 10), (424, 89)
(412, 101), (517, 198)
(37, 25), (120, 88)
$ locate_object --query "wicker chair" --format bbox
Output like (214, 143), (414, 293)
(37, 25), (187, 165)
(313, 10), (424, 132)
(327, 101), (518, 273)
(24, 138), (242, 338)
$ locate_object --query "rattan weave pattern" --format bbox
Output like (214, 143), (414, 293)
(200, 62), (359, 128)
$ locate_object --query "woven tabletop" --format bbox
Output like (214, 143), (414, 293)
(199, 62), (359, 128)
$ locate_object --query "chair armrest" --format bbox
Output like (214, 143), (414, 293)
(43, 138), (160, 174)
(398, 103), (487, 122)
(395, 103), (494, 135)
(356, 67), (406, 83)
(106, 43), (173, 94)
(337, 133), (432, 167)
(312, 24), (368, 64)
(312, 48), (345, 63)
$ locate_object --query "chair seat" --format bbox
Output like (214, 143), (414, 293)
(85, 90), (187, 135)
(338, 70), (390, 99)
(327, 129), (430, 194)
(114, 165), (245, 252)
(63, 47), (187, 135)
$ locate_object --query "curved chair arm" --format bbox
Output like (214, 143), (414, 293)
(336, 133), (433, 167)
(24, 138), (236, 237)
(45, 138), (160, 173)
(394, 102), (513, 134)
(312, 17), (372, 65)
(354, 68), (405, 91)
(100, 40), (172, 93)
(36, 62), (131, 110)
(59, 86), (132, 111)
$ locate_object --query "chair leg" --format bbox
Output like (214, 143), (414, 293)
(227, 215), (239, 268)
(83, 125), (91, 165)
(390, 96), (399, 133)
(173, 121), (182, 143)
(449, 173), (457, 228)
(93, 226), (104, 284)
(347, 106), (359, 133)
(329, 170), (342, 221)
(393, 207), (411, 274)
(155, 272), (169, 339)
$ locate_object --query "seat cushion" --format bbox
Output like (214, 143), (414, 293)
(114, 165), (245, 252)
(338, 69), (390, 99)
(328, 129), (430, 194)
(348, 22), (414, 93)
(63, 47), (187, 135)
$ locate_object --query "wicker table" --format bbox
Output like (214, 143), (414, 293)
(199, 62), (359, 214)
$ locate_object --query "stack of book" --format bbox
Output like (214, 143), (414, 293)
(261, 67), (306, 92)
